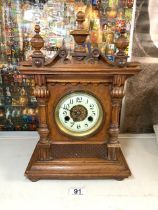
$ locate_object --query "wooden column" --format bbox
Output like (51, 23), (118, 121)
(33, 75), (51, 161)
(34, 75), (49, 143)
(108, 75), (126, 160)
(30, 25), (51, 161)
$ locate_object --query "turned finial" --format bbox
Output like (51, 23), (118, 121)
(76, 11), (85, 29)
(115, 29), (129, 56)
(34, 25), (40, 33)
(30, 25), (45, 67)
(114, 29), (129, 67)
(70, 11), (89, 55)
(31, 25), (44, 54)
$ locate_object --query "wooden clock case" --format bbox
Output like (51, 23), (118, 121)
(19, 24), (141, 181)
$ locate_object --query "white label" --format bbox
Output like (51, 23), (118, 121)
(69, 187), (85, 195)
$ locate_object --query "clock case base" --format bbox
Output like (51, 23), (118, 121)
(25, 143), (131, 181)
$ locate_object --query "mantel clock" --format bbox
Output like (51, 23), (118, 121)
(19, 12), (141, 181)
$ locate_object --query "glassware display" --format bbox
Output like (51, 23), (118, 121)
(0, 0), (134, 131)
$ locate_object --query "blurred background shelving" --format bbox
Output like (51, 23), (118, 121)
(0, 0), (134, 131)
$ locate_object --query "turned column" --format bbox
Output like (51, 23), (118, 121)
(31, 25), (51, 160)
(108, 75), (126, 160)
(34, 75), (49, 144)
(107, 28), (129, 160)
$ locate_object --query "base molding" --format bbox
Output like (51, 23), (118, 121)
(25, 143), (131, 181)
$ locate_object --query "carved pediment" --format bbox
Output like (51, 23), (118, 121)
(22, 46), (115, 67)
(21, 11), (132, 70)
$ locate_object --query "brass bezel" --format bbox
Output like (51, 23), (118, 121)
(54, 91), (103, 138)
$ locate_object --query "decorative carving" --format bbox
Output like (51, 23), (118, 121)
(33, 86), (49, 98)
(108, 75), (126, 160)
(91, 48), (100, 58)
(111, 86), (124, 98)
(20, 24), (132, 68)
(86, 47), (116, 65)
(44, 41), (70, 66)
(58, 48), (68, 60)
(58, 45), (71, 64)
(113, 75), (126, 86)
(37, 144), (52, 161)
(34, 75), (46, 86)
(49, 81), (111, 86)
(34, 75), (50, 145)
(107, 146), (120, 161)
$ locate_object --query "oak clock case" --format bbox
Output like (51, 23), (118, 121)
(19, 15), (141, 181)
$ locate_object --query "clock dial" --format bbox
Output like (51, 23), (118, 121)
(55, 92), (103, 137)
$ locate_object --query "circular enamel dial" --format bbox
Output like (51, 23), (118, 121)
(55, 92), (103, 137)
